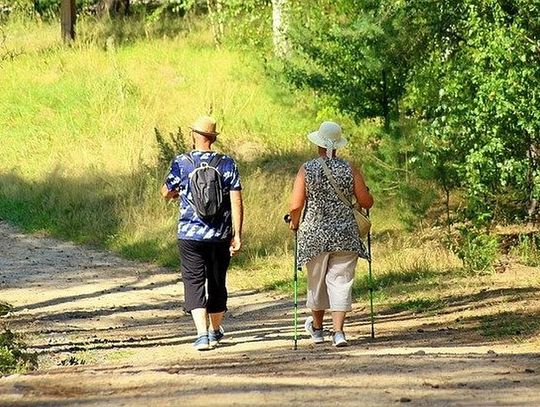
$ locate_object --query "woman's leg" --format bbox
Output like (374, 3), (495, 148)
(312, 309), (325, 329)
(331, 311), (346, 332)
(305, 253), (331, 342)
(326, 252), (358, 332)
(306, 252), (331, 314)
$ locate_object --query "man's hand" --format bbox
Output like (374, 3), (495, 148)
(230, 235), (241, 256)
(161, 184), (179, 200)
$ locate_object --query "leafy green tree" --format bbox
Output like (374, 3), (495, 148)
(407, 0), (540, 226)
(280, 0), (539, 227)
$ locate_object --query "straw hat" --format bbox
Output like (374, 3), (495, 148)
(190, 115), (219, 136)
(308, 121), (347, 153)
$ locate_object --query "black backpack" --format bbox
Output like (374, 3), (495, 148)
(185, 153), (224, 220)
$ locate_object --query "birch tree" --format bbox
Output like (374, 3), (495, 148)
(272, 0), (290, 58)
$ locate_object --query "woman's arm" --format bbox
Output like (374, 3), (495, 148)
(351, 164), (374, 209)
(289, 166), (306, 230)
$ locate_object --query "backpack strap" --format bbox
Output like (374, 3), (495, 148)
(207, 153), (224, 169)
(184, 152), (223, 168)
(184, 152), (196, 167)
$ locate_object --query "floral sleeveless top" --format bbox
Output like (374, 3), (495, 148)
(297, 157), (368, 266)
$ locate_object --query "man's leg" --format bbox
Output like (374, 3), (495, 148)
(179, 240), (210, 348)
(208, 311), (225, 332)
(191, 308), (208, 336)
(206, 242), (230, 344)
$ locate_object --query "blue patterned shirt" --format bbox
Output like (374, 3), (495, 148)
(164, 151), (242, 242)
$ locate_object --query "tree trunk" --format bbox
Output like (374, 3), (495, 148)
(97, 0), (130, 17)
(60, 0), (76, 42)
(381, 69), (390, 131)
(272, 0), (290, 58)
(207, 0), (224, 46)
(527, 141), (539, 225)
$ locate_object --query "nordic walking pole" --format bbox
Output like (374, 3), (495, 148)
(284, 214), (299, 350)
(367, 209), (375, 338)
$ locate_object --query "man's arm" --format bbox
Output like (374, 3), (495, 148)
(161, 184), (179, 200)
(229, 190), (243, 255)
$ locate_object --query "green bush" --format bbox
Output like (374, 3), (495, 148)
(397, 181), (439, 230)
(453, 228), (499, 273)
(0, 330), (37, 375)
(511, 235), (540, 267)
(154, 126), (188, 170)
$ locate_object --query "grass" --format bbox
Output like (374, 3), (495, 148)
(0, 17), (322, 269)
(387, 297), (447, 314)
(480, 311), (540, 340)
(0, 16), (392, 275)
(510, 235), (540, 267)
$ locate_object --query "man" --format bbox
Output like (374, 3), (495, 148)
(161, 115), (243, 351)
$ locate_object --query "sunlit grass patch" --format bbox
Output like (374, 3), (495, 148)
(479, 311), (540, 340)
(387, 297), (447, 314)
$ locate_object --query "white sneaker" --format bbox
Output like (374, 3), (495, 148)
(304, 316), (324, 344)
(332, 331), (348, 347)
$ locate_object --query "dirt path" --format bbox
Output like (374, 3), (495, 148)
(1, 221), (539, 406)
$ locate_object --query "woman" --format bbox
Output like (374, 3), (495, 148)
(289, 121), (373, 347)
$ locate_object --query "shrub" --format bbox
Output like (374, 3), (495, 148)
(154, 126), (188, 170)
(0, 330), (37, 375)
(452, 228), (499, 273)
(511, 235), (540, 267)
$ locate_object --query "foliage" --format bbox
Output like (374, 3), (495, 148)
(5, 0), (99, 17)
(451, 228), (499, 273)
(0, 330), (37, 375)
(154, 127), (188, 169)
(278, 0), (540, 228)
(406, 0), (540, 226)
(397, 180), (439, 230)
(510, 234), (540, 267)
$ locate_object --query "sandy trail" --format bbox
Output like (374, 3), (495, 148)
(1, 221), (539, 406)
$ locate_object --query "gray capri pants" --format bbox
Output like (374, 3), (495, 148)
(305, 251), (359, 312)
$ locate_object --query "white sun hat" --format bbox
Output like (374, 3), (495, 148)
(307, 121), (347, 157)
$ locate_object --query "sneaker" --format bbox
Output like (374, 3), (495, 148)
(208, 326), (225, 347)
(304, 316), (324, 344)
(193, 334), (211, 351)
(332, 331), (348, 347)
